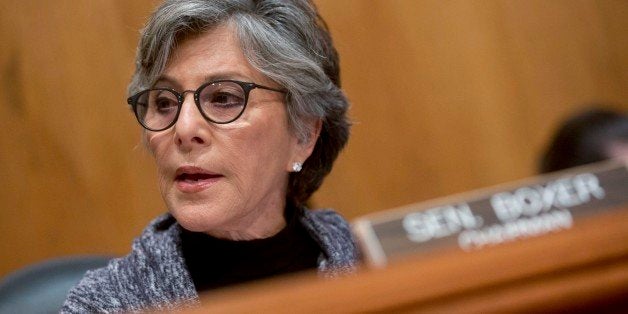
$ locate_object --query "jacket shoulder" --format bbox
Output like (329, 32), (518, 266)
(300, 208), (361, 269)
(60, 258), (133, 313)
(61, 213), (196, 313)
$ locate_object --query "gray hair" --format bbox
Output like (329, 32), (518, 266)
(129, 0), (350, 205)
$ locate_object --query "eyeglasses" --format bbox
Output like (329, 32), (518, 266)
(127, 80), (286, 131)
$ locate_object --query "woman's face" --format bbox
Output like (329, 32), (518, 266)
(146, 24), (316, 240)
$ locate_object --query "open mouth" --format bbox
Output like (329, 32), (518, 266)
(175, 166), (223, 187)
(176, 172), (219, 182)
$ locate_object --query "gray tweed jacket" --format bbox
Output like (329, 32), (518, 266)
(61, 208), (359, 313)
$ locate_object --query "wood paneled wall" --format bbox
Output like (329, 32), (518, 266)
(314, 0), (628, 217)
(1, 0), (626, 276)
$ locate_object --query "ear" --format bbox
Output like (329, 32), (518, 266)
(288, 118), (322, 171)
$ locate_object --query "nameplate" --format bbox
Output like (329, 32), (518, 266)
(352, 160), (628, 267)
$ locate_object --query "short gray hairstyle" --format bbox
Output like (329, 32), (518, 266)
(129, 0), (350, 206)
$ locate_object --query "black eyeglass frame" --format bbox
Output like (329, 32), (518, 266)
(127, 79), (287, 131)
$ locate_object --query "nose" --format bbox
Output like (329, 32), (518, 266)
(173, 93), (210, 151)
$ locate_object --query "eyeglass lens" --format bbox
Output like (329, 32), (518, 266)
(134, 81), (247, 130)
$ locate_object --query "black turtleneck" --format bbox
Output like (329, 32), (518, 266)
(180, 205), (321, 292)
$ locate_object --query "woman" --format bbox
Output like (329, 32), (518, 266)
(62, 0), (358, 312)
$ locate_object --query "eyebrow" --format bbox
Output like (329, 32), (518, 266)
(154, 72), (251, 88)
(153, 75), (178, 88)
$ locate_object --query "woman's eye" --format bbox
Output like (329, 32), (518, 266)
(210, 92), (244, 107)
(154, 97), (178, 112)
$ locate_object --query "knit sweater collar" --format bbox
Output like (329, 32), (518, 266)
(131, 207), (358, 306)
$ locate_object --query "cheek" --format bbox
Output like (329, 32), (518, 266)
(218, 122), (292, 181)
(145, 132), (171, 176)
(249, 129), (294, 174)
(145, 132), (159, 156)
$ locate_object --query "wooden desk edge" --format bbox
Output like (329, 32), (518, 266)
(190, 207), (628, 313)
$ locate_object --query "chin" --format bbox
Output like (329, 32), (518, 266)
(168, 204), (226, 233)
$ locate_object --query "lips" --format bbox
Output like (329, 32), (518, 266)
(175, 166), (222, 193)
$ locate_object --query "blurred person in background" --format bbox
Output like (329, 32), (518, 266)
(539, 106), (628, 173)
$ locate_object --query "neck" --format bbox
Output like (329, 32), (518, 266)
(207, 217), (287, 241)
(204, 201), (289, 241)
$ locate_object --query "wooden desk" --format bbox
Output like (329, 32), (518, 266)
(193, 163), (628, 313)
(192, 205), (628, 313)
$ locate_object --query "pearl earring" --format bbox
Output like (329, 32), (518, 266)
(292, 162), (303, 172)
